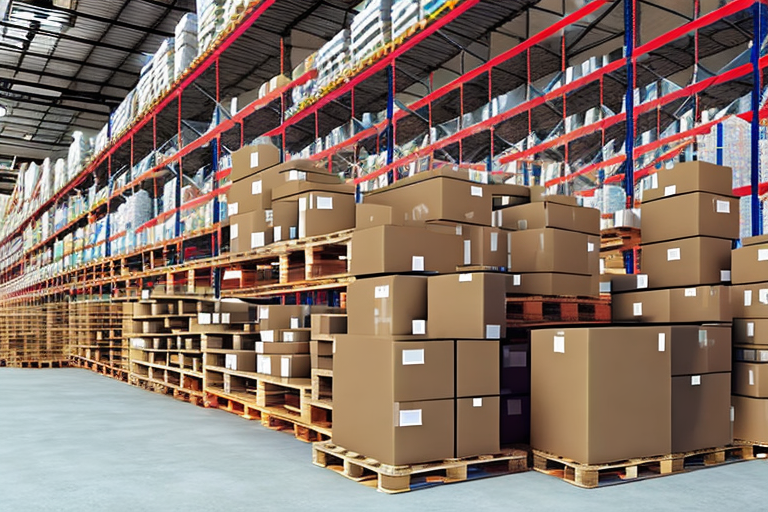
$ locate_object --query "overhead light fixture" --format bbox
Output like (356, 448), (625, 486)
(0, 105), (6, 117)
(23, 133), (33, 140)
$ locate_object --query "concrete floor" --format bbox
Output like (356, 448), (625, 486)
(1, 369), (767, 512)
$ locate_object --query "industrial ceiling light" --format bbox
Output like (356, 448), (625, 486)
(0, 105), (6, 117)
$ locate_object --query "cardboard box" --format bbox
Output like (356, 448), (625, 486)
(672, 372), (732, 453)
(333, 335), (455, 464)
(501, 342), (529, 395)
(640, 237), (732, 288)
(298, 191), (355, 238)
(457, 340), (499, 397)
(733, 362), (768, 397)
(612, 286), (731, 324)
(347, 275), (427, 336)
(641, 192), (739, 243)
(356, 203), (396, 229)
(732, 243), (768, 285)
(255, 341), (309, 354)
(350, 225), (462, 276)
(230, 144), (281, 183)
(643, 161), (733, 203)
(279, 164), (343, 185)
(731, 284), (768, 319)
(256, 353), (311, 378)
(229, 210), (273, 252)
(272, 199), (298, 242)
(531, 327), (671, 464)
(366, 173), (492, 226)
(310, 340), (333, 369)
(427, 273), (506, 339)
(743, 234), (768, 246)
(507, 273), (595, 297)
(608, 273), (650, 293)
(732, 395), (768, 443)
(489, 183), (530, 209)
(271, 180), (355, 201)
(734, 319), (768, 345)
(456, 396), (500, 458)
(509, 228), (590, 275)
(498, 202), (600, 235)
(224, 351), (257, 372)
(258, 305), (311, 331)
(310, 314), (347, 340)
(500, 394), (530, 445)
(657, 325), (731, 376)
(529, 186), (578, 206)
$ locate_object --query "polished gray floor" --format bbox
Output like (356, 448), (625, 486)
(1, 368), (766, 511)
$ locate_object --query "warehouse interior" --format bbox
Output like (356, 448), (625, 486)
(1, 0), (768, 508)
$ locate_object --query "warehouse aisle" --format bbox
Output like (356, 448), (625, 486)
(1, 369), (766, 512)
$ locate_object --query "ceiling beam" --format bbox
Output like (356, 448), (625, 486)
(53, 6), (175, 37)
(0, 45), (138, 76)
(0, 95), (109, 116)
(0, 134), (69, 147)
(0, 20), (146, 55)
(0, 63), (132, 90)
(136, 0), (194, 12)
(0, 77), (124, 104)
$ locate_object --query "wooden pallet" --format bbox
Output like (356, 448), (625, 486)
(532, 445), (756, 489)
(733, 440), (768, 459)
(311, 368), (333, 403)
(506, 296), (611, 326)
(18, 360), (69, 369)
(313, 441), (528, 493)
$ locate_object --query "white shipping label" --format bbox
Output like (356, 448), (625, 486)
(748, 322), (755, 337)
(745, 290), (753, 307)
(759, 249), (768, 261)
(273, 226), (282, 242)
(262, 356), (271, 375)
(317, 196), (333, 210)
(664, 185), (676, 196)
(637, 275), (648, 289)
(486, 324), (501, 339)
(760, 289), (768, 305)
(399, 409), (422, 427)
(225, 354), (236, 370)
(402, 349), (425, 366)
(716, 200), (730, 213)
(470, 185), (483, 197)
(261, 330), (274, 342)
(667, 248), (681, 261)
(517, 219), (528, 231)
(463, 240), (472, 265)
(684, 288), (697, 297)
(473, 398), (483, 407)
(251, 180), (262, 195)
(228, 202), (239, 216)
(374, 285), (390, 298)
(412, 320), (426, 335)
(633, 302), (643, 316)
(251, 232), (265, 248)
(412, 256), (425, 272)
(259, 306), (269, 319)
(553, 335), (565, 353)
(250, 152), (259, 169)
(298, 197), (307, 212)
(198, 312), (211, 324)
(651, 173), (659, 189)
(658, 333), (666, 352)
(223, 270), (242, 280)
(588, 242), (595, 253)
(490, 232), (498, 252)
(290, 317), (299, 329)
(455, 225), (463, 235)
(731, 406), (735, 422)
(750, 369), (755, 386)
(699, 329), (708, 345)
(513, 275), (521, 286)
(721, 270), (731, 282)
(212, 313), (221, 324)
(255, 341), (264, 353)
(507, 399), (522, 415)
(691, 375), (701, 386)
(230, 224), (239, 239)
(281, 357), (290, 377)
(141, 289), (150, 300)
(284, 332), (294, 342)
(459, 273), (473, 282)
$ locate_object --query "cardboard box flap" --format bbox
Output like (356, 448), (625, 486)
(272, 180), (355, 201)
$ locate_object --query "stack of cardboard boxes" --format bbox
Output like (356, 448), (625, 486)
(730, 236), (768, 444)
(309, 313), (347, 403)
(254, 305), (312, 379)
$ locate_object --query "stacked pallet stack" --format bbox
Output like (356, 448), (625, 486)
(309, 314), (347, 407)
(255, 305), (313, 379)
(351, 0), (392, 66)
(175, 13), (199, 79)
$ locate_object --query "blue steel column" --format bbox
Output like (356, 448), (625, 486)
(212, 109), (221, 299)
(716, 123), (724, 166)
(386, 64), (395, 181)
(751, 2), (766, 236)
(624, 0), (636, 274)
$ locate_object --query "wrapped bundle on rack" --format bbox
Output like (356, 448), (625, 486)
(223, 0), (246, 22)
(421, 0), (449, 17)
(351, 0), (392, 66)
(136, 61), (155, 115)
(175, 13), (198, 79)
(316, 29), (351, 88)
(153, 38), (176, 96)
(67, 131), (89, 181)
(197, 0), (227, 55)
(95, 124), (109, 155)
(111, 89), (135, 137)
(392, 0), (422, 40)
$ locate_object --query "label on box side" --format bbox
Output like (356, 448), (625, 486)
(600, 258), (605, 274)
(490, 232), (498, 252)
(463, 240), (471, 265)
(228, 202), (239, 216)
(412, 256), (425, 271)
(760, 289), (768, 305)
(750, 369), (755, 386)
(251, 180), (262, 195)
(512, 274), (521, 286)
(273, 226), (282, 242)
(691, 375), (701, 386)
(731, 406), (735, 422)
(255, 341), (264, 353)
(250, 152), (259, 169)
(684, 288), (697, 297)
(412, 320), (426, 335)
(658, 333), (666, 351)
(398, 409), (422, 427)
(716, 200), (730, 214)
(651, 173), (659, 189)
(402, 349), (425, 365)
(492, 211), (502, 228)
(281, 357), (290, 377)
(748, 322), (755, 337)
(470, 186), (483, 197)
(230, 223), (239, 239)
(588, 242), (595, 252)
(290, 317), (299, 329)
(262, 356), (271, 375)
(374, 285), (390, 298)
(486, 324), (501, 339)
(225, 354), (236, 370)
(459, 273), (473, 282)
(633, 302), (643, 316)
(745, 290), (753, 306)
(141, 289), (150, 300)
(553, 335), (565, 353)
(333, 339), (336, 354)
(637, 274), (648, 288)
(198, 312), (211, 324)
(698, 329), (707, 345)
(507, 398), (522, 415)
(288, 170), (304, 181)
(223, 270), (242, 280)
(298, 197), (307, 212)
(517, 219), (528, 230)
(455, 225), (463, 235)
(212, 313), (221, 324)
(259, 306), (269, 319)
(261, 330), (274, 342)
(667, 248), (681, 261)
(473, 398), (483, 407)
(251, 232), (265, 248)
(317, 196), (333, 210)
(721, 270), (731, 282)
(284, 332), (294, 342)
(664, 185), (676, 196)
(760, 249), (768, 261)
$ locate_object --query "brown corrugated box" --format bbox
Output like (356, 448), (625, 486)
(224, 351), (257, 372)
(489, 183), (530, 209)
(310, 340), (333, 370)
(643, 161), (734, 203)
(230, 144), (281, 183)
(734, 319), (768, 345)
(640, 237), (732, 288)
(228, 164), (283, 212)
(731, 243), (768, 284)
(258, 328), (310, 343)
(277, 162), (343, 185)
(609, 273), (650, 292)
(457, 340), (499, 397)
(531, 327), (671, 464)
(497, 202), (600, 235)
(366, 173), (492, 226)
(612, 286), (732, 323)
(356, 203), (397, 229)
(507, 272), (595, 297)
(731, 284), (768, 318)
(529, 186), (579, 206)
(258, 305), (311, 331)
(333, 334), (455, 465)
(350, 225), (462, 276)
(454, 224), (510, 268)
(658, 325), (732, 376)
(742, 234), (768, 246)
(272, 199), (298, 242)
(456, 396), (500, 458)
(271, 180), (355, 201)
(347, 275), (427, 336)
(732, 395), (768, 443)
(256, 353), (311, 378)
(229, 211), (261, 253)
(733, 362), (768, 397)
(296, 191), (355, 238)
(672, 372), (732, 453)
(310, 314), (347, 340)
(641, 192), (739, 243)
(509, 228), (590, 275)
(255, 341), (309, 354)
(427, 273), (506, 339)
